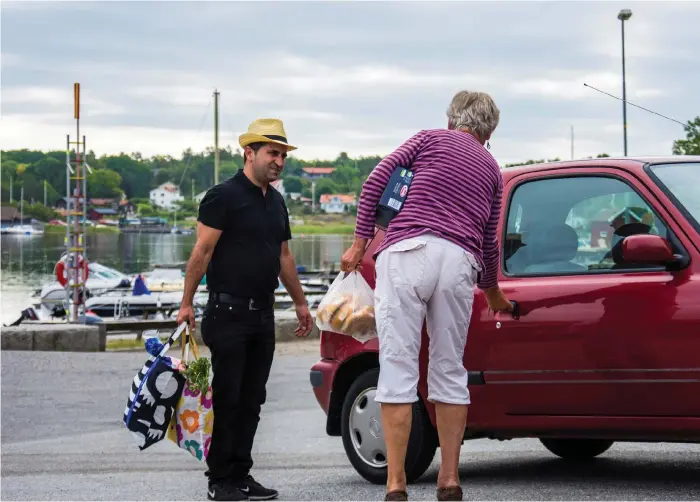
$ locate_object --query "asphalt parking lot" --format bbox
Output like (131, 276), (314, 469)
(2, 341), (699, 501)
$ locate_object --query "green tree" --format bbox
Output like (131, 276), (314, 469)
(219, 160), (240, 181)
(174, 199), (199, 214)
(312, 178), (340, 203)
(1, 149), (45, 165)
(0, 146), (386, 207)
(0, 160), (18, 201)
(281, 156), (304, 177)
(87, 169), (123, 198)
(283, 175), (303, 193)
(26, 155), (66, 196)
(103, 154), (152, 198)
(23, 202), (57, 222)
(137, 203), (156, 216)
(330, 165), (359, 191)
(672, 116), (700, 155)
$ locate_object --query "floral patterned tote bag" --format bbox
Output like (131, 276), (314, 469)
(166, 327), (213, 462)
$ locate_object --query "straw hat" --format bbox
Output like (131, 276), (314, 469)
(238, 118), (297, 151)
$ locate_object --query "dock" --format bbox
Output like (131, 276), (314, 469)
(120, 227), (175, 234)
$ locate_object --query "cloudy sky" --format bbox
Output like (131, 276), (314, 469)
(2, 0), (699, 165)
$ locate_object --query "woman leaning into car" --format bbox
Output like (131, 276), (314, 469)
(341, 90), (514, 502)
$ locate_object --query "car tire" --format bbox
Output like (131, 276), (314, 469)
(341, 368), (438, 485)
(539, 438), (614, 460)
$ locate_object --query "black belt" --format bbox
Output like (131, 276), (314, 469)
(208, 292), (275, 311)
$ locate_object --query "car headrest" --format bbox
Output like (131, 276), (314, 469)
(526, 224), (580, 265)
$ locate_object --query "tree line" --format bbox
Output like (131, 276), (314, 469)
(2, 116), (697, 213)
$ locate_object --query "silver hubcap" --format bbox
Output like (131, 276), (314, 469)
(348, 387), (387, 469)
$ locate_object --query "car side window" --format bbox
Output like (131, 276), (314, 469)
(503, 175), (670, 276)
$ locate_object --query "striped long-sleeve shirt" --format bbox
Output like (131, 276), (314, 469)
(355, 128), (503, 290)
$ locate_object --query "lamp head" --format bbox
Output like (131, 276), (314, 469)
(618, 9), (632, 21)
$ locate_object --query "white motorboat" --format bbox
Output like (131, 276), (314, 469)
(1, 224), (44, 235)
(33, 261), (132, 311)
(24, 257), (333, 323)
(138, 266), (207, 293)
(1, 189), (44, 235)
(84, 288), (209, 319)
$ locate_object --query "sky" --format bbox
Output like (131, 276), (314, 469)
(2, 0), (699, 166)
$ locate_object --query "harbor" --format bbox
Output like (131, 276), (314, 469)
(0, 82), (356, 339)
(1, 230), (353, 343)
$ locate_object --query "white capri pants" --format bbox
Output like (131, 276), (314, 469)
(374, 233), (481, 405)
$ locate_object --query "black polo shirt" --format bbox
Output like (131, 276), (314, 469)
(197, 169), (292, 299)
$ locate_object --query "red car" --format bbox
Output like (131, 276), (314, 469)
(309, 156), (700, 484)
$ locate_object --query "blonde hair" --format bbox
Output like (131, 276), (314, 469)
(446, 90), (500, 139)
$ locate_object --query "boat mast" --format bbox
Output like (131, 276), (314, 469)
(64, 83), (90, 323)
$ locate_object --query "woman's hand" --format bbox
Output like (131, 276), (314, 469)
(483, 286), (514, 313)
(340, 238), (367, 272)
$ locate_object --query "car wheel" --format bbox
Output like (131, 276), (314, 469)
(340, 368), (438, 485)
(540, 438), (614, 460)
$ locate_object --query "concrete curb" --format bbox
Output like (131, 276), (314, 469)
(1, 324), (107, 352)
(274, 316), (321, 342)
(1, 316), (317, 352)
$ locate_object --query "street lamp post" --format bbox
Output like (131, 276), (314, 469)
(618, 8), (632, 156)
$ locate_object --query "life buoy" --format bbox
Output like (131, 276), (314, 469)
(55, 254), (89, 286)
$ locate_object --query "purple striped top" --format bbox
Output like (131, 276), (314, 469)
(355, 128), (503, 290)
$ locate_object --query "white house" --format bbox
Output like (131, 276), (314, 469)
(150, 182), (184, 210)
(319, 193), (357, 214)
(271, 179), (286, 198)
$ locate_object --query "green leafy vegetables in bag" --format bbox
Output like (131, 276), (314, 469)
(183, 357), (211, 394)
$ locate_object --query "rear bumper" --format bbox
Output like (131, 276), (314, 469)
(310, 358), (341, 416)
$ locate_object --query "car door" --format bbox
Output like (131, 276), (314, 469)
(472, 166), (698, 418)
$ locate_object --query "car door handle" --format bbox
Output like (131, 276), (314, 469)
(493, 301), (521, 320)
(510, 301), (520, 318)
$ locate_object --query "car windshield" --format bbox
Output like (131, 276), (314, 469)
(648, 162), (700, 230)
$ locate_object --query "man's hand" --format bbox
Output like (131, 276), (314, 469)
(483, 286), (514, 313)
(279, 241), (314, 338)
(294, 302), (313, 337)
(340, 238), (368, 272)
(177, 303), (196, 331)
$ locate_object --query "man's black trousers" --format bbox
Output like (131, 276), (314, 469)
(200, 300), (275, 483)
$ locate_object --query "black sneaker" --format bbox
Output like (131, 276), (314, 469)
(207, 481), (249, 501)
(234, 475), (278, 501)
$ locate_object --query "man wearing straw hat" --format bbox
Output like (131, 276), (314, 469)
(178, 118), (313, 501)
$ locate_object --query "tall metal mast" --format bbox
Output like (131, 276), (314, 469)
(63, 83), (91, 322)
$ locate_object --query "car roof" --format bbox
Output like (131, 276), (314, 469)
(500, 155), (700, 181)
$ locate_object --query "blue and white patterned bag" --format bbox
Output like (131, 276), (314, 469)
(123, 323), (188, 450)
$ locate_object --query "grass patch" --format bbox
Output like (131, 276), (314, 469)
(107, 335), (168, 351)
(44, 224), (120, 235)
(291, 223), (355, 235)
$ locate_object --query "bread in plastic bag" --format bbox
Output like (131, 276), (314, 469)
(315, 271), (376, 338)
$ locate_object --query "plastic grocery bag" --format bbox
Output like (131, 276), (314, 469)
(166, 327), (213, 462)
(315, 271), (377, 338)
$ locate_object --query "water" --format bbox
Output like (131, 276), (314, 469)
(0, 233), (354, 324)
